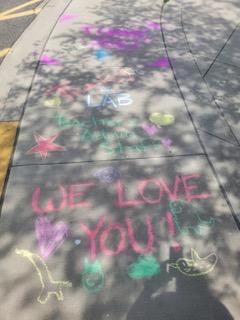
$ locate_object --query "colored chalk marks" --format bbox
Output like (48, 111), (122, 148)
(169, 200), (215, 236)
(82, 259), (105, 293)
(149, 112), (175, 127)
(44, 95), (61, 108)
(93, 167), (120, 183)
(0, 121), (18, 197)
(26, 133), (66, 159)
(15, 249), (72, 304)
(95, 49), (110, 60)
(170, 249), (217, 276)
(39, 54), (59, 65)
(35, 217), (69, 259)
(128, 255), (161, 279)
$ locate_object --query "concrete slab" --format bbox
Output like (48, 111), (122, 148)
(0, 157), (239, 319)
(199, 131), (240, 219)
(12, 90), (201, 164)
(217, 27), (240, 68)
(0, 0), (73, 121)
(214, 98), (240, 143)
(164, 50), (238, 144)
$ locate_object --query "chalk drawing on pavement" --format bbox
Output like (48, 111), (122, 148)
(35, 217), (69, 259)
(149, 112), (175, 127)
(141, 122), (159, 136)
(58, 14), (77, 23)
(95, 49), (110, 60)
(39, 54), (59, 65)
(169, 200), (215, 236)
(160, 137), (173, 151)
(128, 255), (161, 279)
(145, 57), (170, 68)
(15, 249), (72, 304)
(26, 133), (66, 159)
(169, 248), (218, 276)
(44, 95), (61, 108)
(82, 258), (105, 293)
(92, 167), (121, 183)
(86, 91), (133, 109)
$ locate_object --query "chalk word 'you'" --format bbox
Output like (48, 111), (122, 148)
(32, 175), (211, 214)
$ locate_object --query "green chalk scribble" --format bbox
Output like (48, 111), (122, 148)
(82, 259), (105, 293)
(128, 255), (161, 279)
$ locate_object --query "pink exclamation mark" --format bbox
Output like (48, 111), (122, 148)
(165, 211), (182, 252)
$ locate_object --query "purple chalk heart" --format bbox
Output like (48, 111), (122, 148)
(141, 122), (159, 136)
(35, 217), (69, 259)
(93, 167), (120, 183)
(161, 137), (173, 150)
(40, 54), (59, 65)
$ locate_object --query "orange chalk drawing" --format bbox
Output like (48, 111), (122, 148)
(15, 249), (72, 304)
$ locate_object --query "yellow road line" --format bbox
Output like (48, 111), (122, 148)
(0, 122), (18, 197)
(0, 0), (42, 21)
(0, 48), (12, 58)
(0, 8), (41, 21)
(0, 0), (42, 16)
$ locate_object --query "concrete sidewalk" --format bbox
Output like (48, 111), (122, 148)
(0, 0), (239, 319)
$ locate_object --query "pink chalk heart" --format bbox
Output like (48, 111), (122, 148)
(40, 54), (59, 65)
(141, 122), (159, 136)
(35, 217), (69, 259)
(59, 14), (77, 23)
(146, 57), (170, 68)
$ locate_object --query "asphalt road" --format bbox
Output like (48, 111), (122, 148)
(0, 0), (44, 63)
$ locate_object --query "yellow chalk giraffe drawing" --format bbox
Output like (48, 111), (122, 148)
(15, 249), (72, 304)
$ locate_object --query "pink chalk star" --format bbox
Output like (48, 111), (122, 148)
(59, 14), (77, 23)
(27, 133), (66, 159)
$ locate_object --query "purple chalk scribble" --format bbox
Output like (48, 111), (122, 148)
(40, 54), (59, 65)
(145, 57), (170, 68)
(82, 25), (151, 51)
(59, 14), (77, 23)
(145, 20), (161, 30)
(141, 122), (159, 136)
(161, 137), (173, 150)
(35, 217), (69, 260)
(93, 167), (120, 183)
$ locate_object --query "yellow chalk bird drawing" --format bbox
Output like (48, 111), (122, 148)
(169, 249), (217, 276)
(15, 249), (72, 304)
